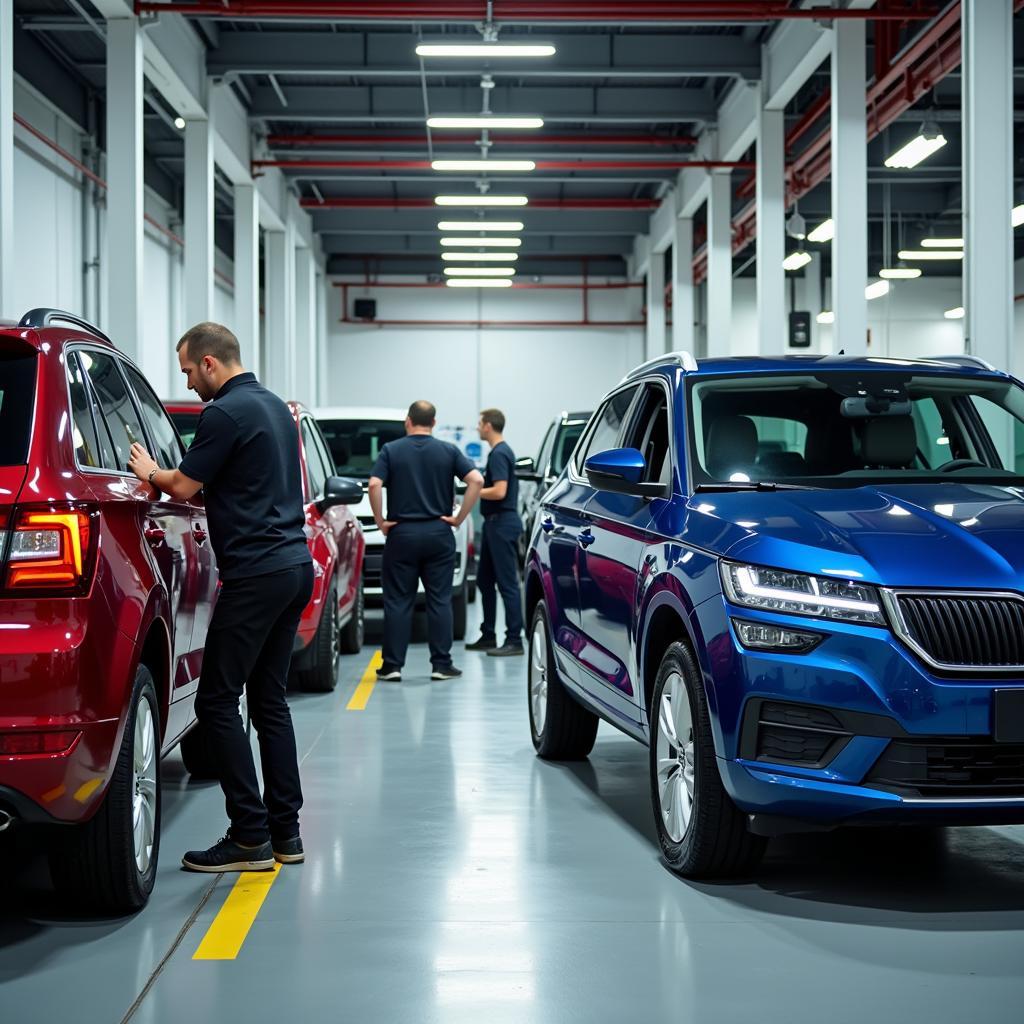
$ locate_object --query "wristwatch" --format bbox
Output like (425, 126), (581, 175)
(147, 468), (159, 485)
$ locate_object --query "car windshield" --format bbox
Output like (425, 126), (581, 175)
(0, 349), (37, 466)
(318, 418), (405, 479)
(688, 370), (1024, 489)
(169, 411), (201, 448)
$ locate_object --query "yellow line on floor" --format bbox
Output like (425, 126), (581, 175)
(346, 649), (383, 710)
(193, 865), (281, 961)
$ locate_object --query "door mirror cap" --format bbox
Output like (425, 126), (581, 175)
(515, 456), (542, 482)
(585, 447), (668, 499)
(318, 475), (364, 512)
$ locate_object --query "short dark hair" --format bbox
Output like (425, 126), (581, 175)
(176, 322), (241, 366)
(408, 400), (436, 427)
(480, 408), (506, 433)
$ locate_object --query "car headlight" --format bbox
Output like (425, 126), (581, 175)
(720, 561), (886, 626)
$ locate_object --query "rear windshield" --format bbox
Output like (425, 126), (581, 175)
(318, 418), (405, 479)
(169, 411), (201, 448)
(0, 350), (37, 465)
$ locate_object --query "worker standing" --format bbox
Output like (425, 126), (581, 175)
(466, 408), (524, 657)
(368, 401), (484, 681)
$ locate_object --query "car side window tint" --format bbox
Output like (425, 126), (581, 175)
(622, 383), (672, 485)
(123, 364), (184, 471)
(575, 387), (638, 473)
(66, 353), (104, 469)
(552, 422), (586, 476)
(301, 419), (327, 498)
(535, 422), (554, 473)
(310, 420), (337, 477)
(82, 351), (146, 471)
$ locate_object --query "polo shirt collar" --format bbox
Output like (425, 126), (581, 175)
(214, 372), (257, 401)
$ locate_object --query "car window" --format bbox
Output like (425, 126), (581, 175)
(301, 418), (327, 498)
(309, 419), (337, 478)
(81, 350), (146, 472)
(552, 420), (587, 476)
(622, 383), (672, 485)
(0, 349), (35, 466)
(318, 418), (405, 479)
(65, 353), (105, 469)
(123, 364), (184, 471)
(534, 422), (554, 471)
(574, 388), (638, 474)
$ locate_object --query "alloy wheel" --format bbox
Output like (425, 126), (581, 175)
(529, 619), (549, 735)
(132, 697), (158, 875)
(655, 671), (696, 843)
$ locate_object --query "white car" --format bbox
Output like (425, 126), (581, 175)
(314, 406), (471, 639)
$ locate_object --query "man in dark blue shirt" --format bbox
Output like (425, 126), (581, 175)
(368, 400), (483, 681)
(466, 408), (524, 657)
(128, 322), (310, 874)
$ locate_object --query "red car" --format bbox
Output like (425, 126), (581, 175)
(0, 309), (220, 912)
(164, 399), (365, 692)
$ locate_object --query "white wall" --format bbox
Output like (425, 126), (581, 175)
(325, 278), (645, 457)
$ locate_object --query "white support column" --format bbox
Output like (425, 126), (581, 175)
(316, 269), (329, 408)
(830, 19), (868, 356)
(645, 252), (666, 360)
(672, 217), (695, 353)
(0, 0), (14, 317)
(756, 103), (786, 354)
(963, 0), (1014, 379)
(706, 171), (733, 356)
(105, 16), (144, 359)
(233, 183), (260, 373)
(264, 225), (295, 398)
(184, 116), (215, 329)
(293, 247), (316, 408)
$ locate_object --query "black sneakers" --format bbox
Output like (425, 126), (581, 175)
(431, 665), (463, 680)
(182, 834), (275, 873)
(465, 635), (498, 651)
(487, 643), (525, 658)
(376, 667), (402, 681)
(273, 835), (305, 864)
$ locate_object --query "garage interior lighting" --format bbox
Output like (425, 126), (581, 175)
(173, 116), (186, 131)
(416, 42), (556, 58)
(432, 159), (536, 172)
(444, 266), (516, 276)
(865, 280), (891, 301)
(944, 306), (966, 319)
(807, 219), (834, 243)
(884, 123), (947, 169)
(446, 278), (514, 288)
(783, 251), (812, 271)
(435, 195), (529, 207)
(816, 310), (835, 325)
(437, 220), (524, 232)
(897, 249), (964, 261)
(428, 116), (544, 130)
(921, 237), (963, 248)
(1013, 205), (1024, 227)
(442, 251), (520, 261)
(440, 237), (522, 247)
(879, 267), (922, 279)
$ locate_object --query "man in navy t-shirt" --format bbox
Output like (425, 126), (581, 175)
(466, 408), (525, 657)
(368, 400), (483, 681)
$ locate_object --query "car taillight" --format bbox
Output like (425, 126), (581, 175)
(0, 730), (80, 755)
(2, 505), (98, 595)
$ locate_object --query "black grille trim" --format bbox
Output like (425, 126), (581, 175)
(865, 739), (1024, 798)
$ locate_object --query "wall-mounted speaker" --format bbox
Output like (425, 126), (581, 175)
(353, 298), (377, 320)
(788, 310), (811, 348)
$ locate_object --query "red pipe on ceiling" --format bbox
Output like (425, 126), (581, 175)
(255, 158), (751, 171)
(301, 197), (659, 209)
(266, 133), (699, 148)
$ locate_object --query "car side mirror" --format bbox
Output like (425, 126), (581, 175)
(585, 448), (668, 499)
(318, 475), (363, 512)
(515, 456), (542, 482)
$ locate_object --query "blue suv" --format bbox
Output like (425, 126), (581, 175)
(523, 352), (1024, 878)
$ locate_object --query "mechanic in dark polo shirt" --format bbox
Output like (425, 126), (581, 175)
(368, 400), (483, 682)
(128, 322), (311, 874)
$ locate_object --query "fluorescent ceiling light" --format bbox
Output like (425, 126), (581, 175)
(921, 237), (963, 248)
(437, 220), (524, 232)
(444, 266), (516, 277)
(416, 42), (556, 58)
(173, 116), (186, 131)
(879, 267), (922, 280)
(442, 251), (519, 261)
(783, 251), (812, 271)
(865, 280), (891, 301)
(897, 249), (964, 261)
(431, 159), (536, 172)
(435, 194), (529, 206)
(944, 306), (965, 320)
(807, 219), (834, 244)
(440, 237), (522, 247)
(446, 278), (514, 288)
(884, 125), (947, 169)
(816, 310), (835, 325)
(1013, 205), (1024, 228)
(428, 116), (544, 130)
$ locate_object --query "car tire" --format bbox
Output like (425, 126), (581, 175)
(338, 577), (364, 655)
(300, 581), (340, 693)
(49, 665), (161, 913)
(649, 642), (767, 879)
(528, 600), (598, 760)
(452, 583), (468, 642)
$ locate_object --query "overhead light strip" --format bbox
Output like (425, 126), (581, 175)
(437, 220), (524, 232)
(416, 43), (556, 58)
(442, 251), (520, 261)
(444, 267), (516, 277)
(435, 195), (529, 207)
(440, 237), (522, 247)
(432, 159), (536, 172)
(428, 117), (544, 130)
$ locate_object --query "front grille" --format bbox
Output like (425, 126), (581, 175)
(866, 739), (1024, 798)
(893, 593), (1024, 671)
(363, 552), (383, 587)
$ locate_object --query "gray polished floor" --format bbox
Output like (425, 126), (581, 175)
(4, 606), (1024, 1023)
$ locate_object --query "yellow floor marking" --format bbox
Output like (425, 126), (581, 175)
(346, 649), (383, 710)
(193, 864), (281, 961)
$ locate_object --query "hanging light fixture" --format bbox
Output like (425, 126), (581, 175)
(884, 120), (947, 169)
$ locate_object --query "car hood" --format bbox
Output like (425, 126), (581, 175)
(678, 482), (1024, 589)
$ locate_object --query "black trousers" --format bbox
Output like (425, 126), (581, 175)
(478, 510), (524, 643)
(381, 520), (456, 671)
(194, 562), (313, 844)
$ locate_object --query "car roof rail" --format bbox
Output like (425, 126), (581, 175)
(620, 350), (698, 383)
(18, 308), (112, 345)
(930, 354), (998, 371)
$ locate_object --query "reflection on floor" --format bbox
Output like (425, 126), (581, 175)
(4, 606), (1024, 1023)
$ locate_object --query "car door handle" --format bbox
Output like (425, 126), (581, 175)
(578, 529), (595, 549)
(144, 521), (165, 544)
(541, 516), (555, 534)
(345, 520), (356, 530)
(192, 524), (208, 546)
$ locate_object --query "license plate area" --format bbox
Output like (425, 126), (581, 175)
(993, 689), (1024, 743)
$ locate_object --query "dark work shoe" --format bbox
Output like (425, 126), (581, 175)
(273, 835), (304, 864)
(465, 635), (498, 652)
(487, 643), (525, 658)
(431, 665), (463, 680)
(182, 834), (274, 873)
(377, 668), (402, 681)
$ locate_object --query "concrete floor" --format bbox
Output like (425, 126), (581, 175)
(4, 605), (1024, 1023)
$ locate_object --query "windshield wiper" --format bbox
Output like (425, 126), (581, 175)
(692, 481), (818, 493)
